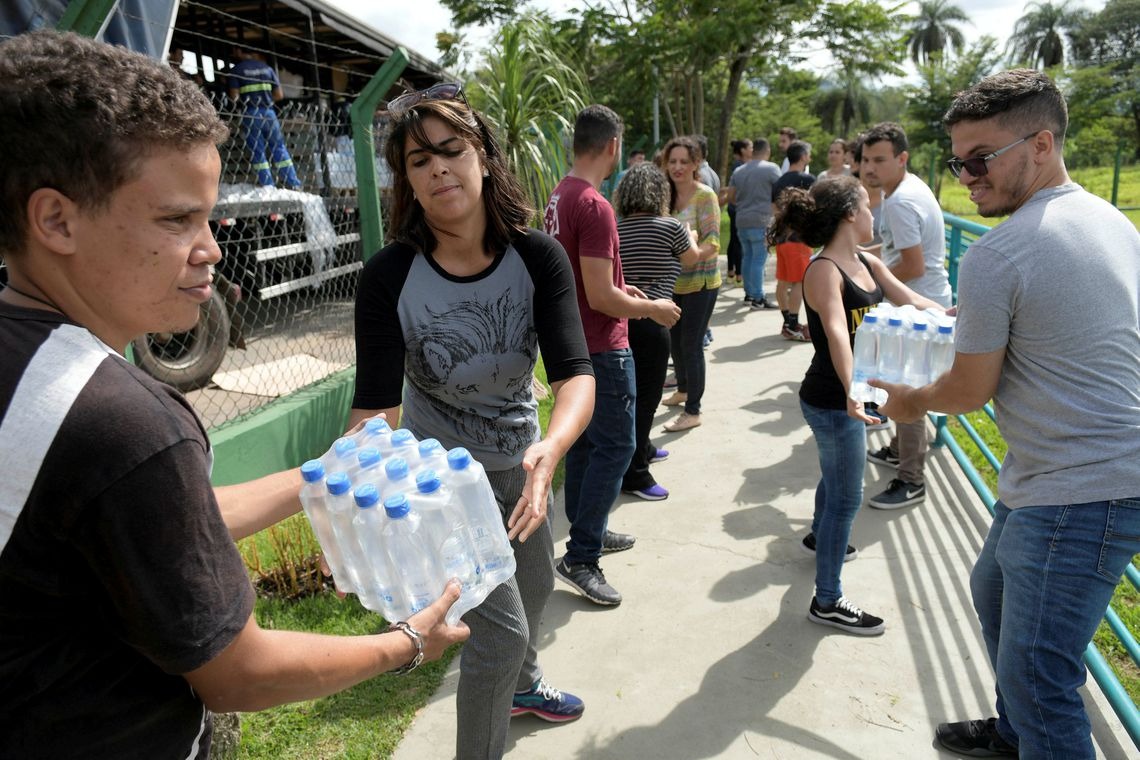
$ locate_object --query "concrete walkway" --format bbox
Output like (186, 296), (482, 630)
(393, 286), (1131, 760)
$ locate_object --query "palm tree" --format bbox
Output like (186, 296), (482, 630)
(1007, 0), (1089, 69)
(468, 15), (589, 219)
(905, 0), (971, 65)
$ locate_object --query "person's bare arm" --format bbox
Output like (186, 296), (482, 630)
(889, 243), (926, 282)
(872, 348), (1004, 423)
(272, 86), (284, 102)
(184, 582), (468, 712)
(719, 186), (736, 206)
(580, 256), (680, 327)
(507, 374), (594, 541)
(214, 470), (305, 541)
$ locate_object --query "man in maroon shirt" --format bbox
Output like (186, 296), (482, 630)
(543, 104), (680, 606)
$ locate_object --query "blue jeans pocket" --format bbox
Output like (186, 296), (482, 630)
(1097, 498), (1140, 581)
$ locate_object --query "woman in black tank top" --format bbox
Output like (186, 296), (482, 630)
(769, 175), (943, 635)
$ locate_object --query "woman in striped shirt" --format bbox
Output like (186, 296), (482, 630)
(614, 163), (705, 500)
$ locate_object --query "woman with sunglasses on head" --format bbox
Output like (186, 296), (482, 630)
(770, 175), (941, 636)
(660, 135), (721, 433)
(349, 84), (596, 758)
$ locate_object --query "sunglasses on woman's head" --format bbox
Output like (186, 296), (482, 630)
(385, 83), (467, 116)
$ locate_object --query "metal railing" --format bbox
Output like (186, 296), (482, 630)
(938, 213), (1140, 750)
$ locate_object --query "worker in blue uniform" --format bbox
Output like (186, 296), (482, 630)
(227, 48), (302, 189)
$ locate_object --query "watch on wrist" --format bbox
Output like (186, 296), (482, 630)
(386, 621), (424, 675)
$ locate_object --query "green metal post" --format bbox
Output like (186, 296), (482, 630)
(350, 49), (408, 261)
(57, 0), (118, 36)
(1112, 146), (1122, 207)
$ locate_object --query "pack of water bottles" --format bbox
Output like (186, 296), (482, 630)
(850, 304), (956, 404)
(298, 418), (516, 625)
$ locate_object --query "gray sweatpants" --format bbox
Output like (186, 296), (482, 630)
(456, 463), (554, 760)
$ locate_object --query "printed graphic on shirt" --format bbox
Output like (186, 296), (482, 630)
(543, 193), (560, 237)
(405, 290), (536, 456)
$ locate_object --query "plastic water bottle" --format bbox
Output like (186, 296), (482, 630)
(417, 438), (446, 473)
(351, 484), (402, 621)
(359, 417), (393, 455)
(383, 493), (444, 616)
(325, 472), (370, 596)
(380, 457), (412, 500)
(446, 448), (516, 586)
(929, 322), (955, 380)
(902, 320), (933, 386)
(322, 436), (358, 475)
(299, 460), (349, 594)
(411, 470), (483, 625)
(850, 313), (880, 403)
(356, 447), (383, 485)
(877, 316), (906, 383)
(389, 428), (419, 467)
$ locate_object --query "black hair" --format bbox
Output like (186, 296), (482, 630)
(862, 122), (908, 156)
(943, 68), (1067, 145)
(572, 104), (623, 156)
(768, 174), (862, 249)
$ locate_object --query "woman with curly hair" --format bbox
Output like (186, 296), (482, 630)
(770, 175), (940, 636)
(613, 163), (706, 499)
(660, 135), (721, 432)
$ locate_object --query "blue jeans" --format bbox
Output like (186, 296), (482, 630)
(971, 498), (1140, 759)
(669, 286), (718, 415)
(563, 349), (636, 565)
(799, 399), (866, 606)
(738, 225), (769, 302)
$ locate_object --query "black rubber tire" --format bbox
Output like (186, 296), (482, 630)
(132, 289), (231, 391)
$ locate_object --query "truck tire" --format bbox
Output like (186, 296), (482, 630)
(132, 289), (231, 391)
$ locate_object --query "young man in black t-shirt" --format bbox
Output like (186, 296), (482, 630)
(0, 31), (468, 759)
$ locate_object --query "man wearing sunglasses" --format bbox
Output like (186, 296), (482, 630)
(873, 69), (1140, 759)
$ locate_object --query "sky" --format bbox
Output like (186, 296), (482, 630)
(330, 0), (1108, 77)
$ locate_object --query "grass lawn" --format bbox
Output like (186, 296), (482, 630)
(233, 358), (559, 759)
(944, 413), (1140, 704)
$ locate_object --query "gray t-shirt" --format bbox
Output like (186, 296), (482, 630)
(880, 172), (952, 306)
(698, 161), (721, 194)
(729, 160), (782, 229)
(955, 183), (1140, 508)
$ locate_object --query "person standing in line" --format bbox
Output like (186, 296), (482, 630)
(721, 138), (752, 286)
(859, 122), (953, 510)
(722, 137), (781, 310)
(694, 134), (721, 194)
(660, 135), (721, 433)
(544, 105), (680, 606)
(350, 85), (598, 754)
(818, 138), (851, 179)
(0, 31), (468, 759)
(777, 126), (797, 172)
(874, 68), (1140, 760)
(769, 140), (816, 341)
(226, 47), (302, 190)
(615, 163), (707, 501)
(771, 176), (941, 636)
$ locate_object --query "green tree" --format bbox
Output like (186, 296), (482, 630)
(905, 0), (970, 65)
(1006, 0), (1088, 68)
(1071, 0), (1140, 158)
(466, 15), (589, 218)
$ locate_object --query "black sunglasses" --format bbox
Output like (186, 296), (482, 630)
(947, 133), (1039, 179)
(385, 82), (467, 116)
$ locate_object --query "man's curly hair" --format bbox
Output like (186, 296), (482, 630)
(0, 30), (228, 257)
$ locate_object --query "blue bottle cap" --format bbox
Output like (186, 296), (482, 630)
(418, 438), (443, 458)
(913, 321), (928, 331)
(385, 457), (409, 480)
(888, 317), (903, 327)
(447, 447), (472, 470)
(364, 418), (391, 436)
(333, 437), (357, 459)
(358, 447), (382, 469)
(383, 492), (410, 518)
(862, 313), (878, 324)
(326, 471), (351, 495)
(938, 323), (953, 334)
(391, 429), (415, 448)
(301, 460), (325, 482)
(416, 470), (441, 494)
(354, 483), (380, 508)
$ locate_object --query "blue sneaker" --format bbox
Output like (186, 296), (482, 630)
(510, 678), (584, 722)
(624, 483), (669, 501)
(649, 448), (669, 463)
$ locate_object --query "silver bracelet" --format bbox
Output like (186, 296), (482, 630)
(386, 621), (424, 675)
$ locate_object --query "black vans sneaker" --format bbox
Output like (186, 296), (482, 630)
(555, 558), (622, 606)
(935, 718), (1018, 757)
(808, 596), (885, 635)
(869, 478), (925, 510)
(800, 532), (858, 562)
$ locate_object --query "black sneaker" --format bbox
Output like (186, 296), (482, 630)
(555, 558), (622, 606)
(866, 446), (899, 468)
(807, 596), (885, 635)
(935, 718), (1018, 757)
(601, 529), (636, 553)
(800, 532), (857, 562)
(869, 478), (925, 510)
